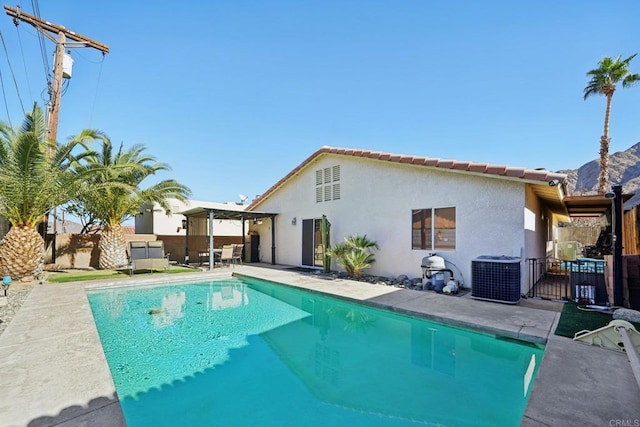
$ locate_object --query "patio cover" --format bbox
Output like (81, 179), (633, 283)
(177, 206), (278, 270)
(563, 189), (634, 306)
(563, 193), (634, 217)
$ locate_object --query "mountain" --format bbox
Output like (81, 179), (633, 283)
(558, 141), (640, 209)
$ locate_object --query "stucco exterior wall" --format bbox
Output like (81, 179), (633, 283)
(135, 199), (245, 237)
(523, 184), (549, 293)
(252, 154), (532, 289)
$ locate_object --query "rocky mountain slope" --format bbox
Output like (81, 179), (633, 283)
(558, 141), (640, 209)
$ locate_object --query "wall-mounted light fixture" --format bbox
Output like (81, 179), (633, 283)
(181, 219), (188, 229)
(291, 217), (297, 225)
(548, 179), (560, 187)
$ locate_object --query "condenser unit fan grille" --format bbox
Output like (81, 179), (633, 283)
(471, 256), (521, 304)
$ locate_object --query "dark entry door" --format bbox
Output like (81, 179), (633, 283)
(302, 219), (314, 266)
(302, 218), (324, 267)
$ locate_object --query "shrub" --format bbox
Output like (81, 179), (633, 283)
(327, 235), (379, 278)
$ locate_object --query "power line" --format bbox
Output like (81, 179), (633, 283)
(73, 48), (106, 64)
(0, 30), (25, 115)
(15, 25), (33, 101)
(0, 66), (14, 127)
(89, 54), (106, 127)
(29, 0), (51, 85)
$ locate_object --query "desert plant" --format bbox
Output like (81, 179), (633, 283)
(327, 234), (378, 278)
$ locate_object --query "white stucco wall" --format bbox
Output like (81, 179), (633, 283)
(251, 154), (537, 289)
(523, 185), (549, 293)
(135, 199), (246, 236)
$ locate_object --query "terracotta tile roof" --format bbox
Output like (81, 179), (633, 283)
(122, 226), (136, 235)
(247, 146), (567, 210)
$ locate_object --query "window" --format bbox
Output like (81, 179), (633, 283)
(412, 207), (456, 250)
(315, 165), (341, 203)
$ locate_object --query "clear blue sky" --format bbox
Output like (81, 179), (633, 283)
(1, 1), (639, 204)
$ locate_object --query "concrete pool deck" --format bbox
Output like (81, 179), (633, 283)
(0, 264), (638, 426)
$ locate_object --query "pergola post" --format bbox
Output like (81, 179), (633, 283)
(208, 209), (215, 271)
(271, 215), (276, 265)
(184, 218), (189, 264)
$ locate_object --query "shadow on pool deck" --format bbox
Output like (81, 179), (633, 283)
(25, 395), (125, 427)
(0, 264), (638, 426)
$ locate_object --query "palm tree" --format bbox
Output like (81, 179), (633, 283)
(584, 54), (640, 194)
(70, 138), (191, 269)
(0, 104), (101, 278)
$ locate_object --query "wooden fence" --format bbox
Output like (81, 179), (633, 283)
(623, 205), (640, 255)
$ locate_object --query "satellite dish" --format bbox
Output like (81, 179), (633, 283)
(238, 194), (249, 204)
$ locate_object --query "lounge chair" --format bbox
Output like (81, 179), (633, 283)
(128, 241), (170, 275)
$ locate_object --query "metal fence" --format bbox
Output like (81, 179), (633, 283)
(526, 258), (607, 303)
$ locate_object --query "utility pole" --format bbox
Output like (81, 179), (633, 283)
(4, 5), (109, 260)
(4, 5), (110, 151)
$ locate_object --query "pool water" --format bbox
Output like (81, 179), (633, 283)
(87, 277), (544, 426)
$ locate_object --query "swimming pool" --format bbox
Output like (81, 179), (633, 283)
(87, 276), (544, 426)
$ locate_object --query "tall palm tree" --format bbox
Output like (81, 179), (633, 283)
(71, 139), (191, 269)
(0, 104), (101, 278)
(584, 54), (640, 194)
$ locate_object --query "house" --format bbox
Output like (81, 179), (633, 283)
(246, 146), (569, 294)
(135, 199), (246, 237)
(136, 199), (249, 264)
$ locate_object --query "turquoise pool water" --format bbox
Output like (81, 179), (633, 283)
(87, 276), (544, 426)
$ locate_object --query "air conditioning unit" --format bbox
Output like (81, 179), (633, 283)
(471, 256), (521, 304)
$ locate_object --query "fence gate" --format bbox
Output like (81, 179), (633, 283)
(527, 258), (607, 303)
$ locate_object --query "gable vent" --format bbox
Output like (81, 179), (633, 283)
(333, 183), (341, 200)
(315, 164), (341, 203)
(332, 165), (341, 181)
(324, 186), (332, 202)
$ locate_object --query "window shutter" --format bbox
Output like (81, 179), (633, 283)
(316, 170), (323, 186)
(324, 186), (332, 201)
(332, 183), (341, 200)
(316, 187), (323, 203)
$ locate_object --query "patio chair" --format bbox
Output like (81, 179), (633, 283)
(231, 244), (244, 265)
(219, 245), (234, 267)
(147, 240), (166, 258)
(128, 240), (170, 275)
(128, 241), (148, 262)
